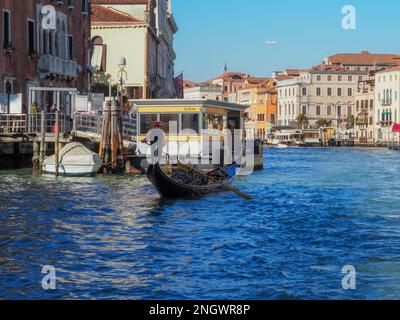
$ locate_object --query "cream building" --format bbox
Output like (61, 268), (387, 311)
(375, 66), (400, 143)
(354, 77), (375, 144)
(278, 66), (369, 128)
(91, 0), (178, 99)
(184, 83), (223, 101)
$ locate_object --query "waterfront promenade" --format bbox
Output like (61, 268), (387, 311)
(1, 147), (400, 299)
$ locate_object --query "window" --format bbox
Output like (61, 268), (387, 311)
(316, 88), (321, 96)
(348, 88), (352, 96)
(316, 106), (321, 116)
(348, 106), (352, 116)
(68, 0), (74, 8)
(337, 88), (342, 96)
(160, 114), (179, 134)
(68, 35), (74, 59)
(127, 86), (143, 99)
(338, 76), (342, 81)
(317, 75), (321, 81)
(182, 114), (200, 134)
(327, 76), (332, 81)
(327, 105), (332, 116)
(302, 105), (307, 115)
(3, 10), (11, 48)
(81, 0), (88, 14)
(27, 20), (35, 55)
(356, 101), (359, 110)
(140, 114), (158, 134)
(327, 88), (332, 96)
(348, 76), (353, 81)
(337, 106), (342, 116)
(302, 87), (307, 96)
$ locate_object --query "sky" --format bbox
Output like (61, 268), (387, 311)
(172, 0), (400, 82)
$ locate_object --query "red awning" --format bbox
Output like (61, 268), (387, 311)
(392, 123), (400, 133)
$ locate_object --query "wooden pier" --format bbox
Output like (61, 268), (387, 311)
(0, 111), (137, 170)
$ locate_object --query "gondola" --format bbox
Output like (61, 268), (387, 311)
(147, 162), (240, 199)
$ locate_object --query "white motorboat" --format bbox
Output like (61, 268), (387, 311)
(276, 143), (289, 149)
(42, 142), (102, 177)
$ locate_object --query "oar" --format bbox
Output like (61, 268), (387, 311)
(178, 161), (252, 201)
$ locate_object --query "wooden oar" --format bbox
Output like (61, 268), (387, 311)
(178, 161), (252, 201)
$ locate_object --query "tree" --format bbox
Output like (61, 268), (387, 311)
(91, 73), (118, 97)
(315, 118), (333, 128)
(296, 113), (309, 129)
(345, 114), (355, 129)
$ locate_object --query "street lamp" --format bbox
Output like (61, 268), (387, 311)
(117, 57), (128, 109)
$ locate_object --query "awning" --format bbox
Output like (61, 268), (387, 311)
(392, 123), (400, 133)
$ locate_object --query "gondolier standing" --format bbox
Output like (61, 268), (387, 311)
(142, 121), (167, 164)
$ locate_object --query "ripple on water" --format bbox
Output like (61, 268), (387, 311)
(1, 148), (400, 299)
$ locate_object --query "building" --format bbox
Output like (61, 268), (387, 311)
(374, 66), (400, 143)
(354, 76), (375, 144)
(323, 51), (400, 72)
(235, 77), (277, 139)
(277, 65), (369, 128)
(134, 99), (247, 158)
(0, 0), (90, 114)
(91, 0), (178, 99)
(183, 81), (223, 101)
(206, 72), (248, 101)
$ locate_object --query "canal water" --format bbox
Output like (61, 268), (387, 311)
(1, 147), (400, 300)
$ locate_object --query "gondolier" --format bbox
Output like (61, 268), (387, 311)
(142, 121), (167, 164)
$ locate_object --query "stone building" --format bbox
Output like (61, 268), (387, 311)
(374, 66), (400, 143)
(0, 0), (91, 113)
(91, 0), (178, 99)
(354, 76), (375, 144)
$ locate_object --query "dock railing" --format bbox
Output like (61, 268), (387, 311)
(28, 113), (70, 135)
(72, 112), (137, 142)
(0, 114), (28, 135)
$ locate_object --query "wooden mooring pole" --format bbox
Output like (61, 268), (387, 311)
(39, 111), (46, 174)
(55, 111), (60, 177)
(99, 100), (125, 174)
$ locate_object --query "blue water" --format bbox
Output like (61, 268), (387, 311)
(1, 147), (400, 300)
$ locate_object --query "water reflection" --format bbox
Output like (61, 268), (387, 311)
(1, 148), (400, 299)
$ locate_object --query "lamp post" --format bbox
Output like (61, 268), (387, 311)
(117, 57), (127, 110)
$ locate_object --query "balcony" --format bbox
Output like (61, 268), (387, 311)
(38, 55), (77, 78)
(381, 99), (392, 106)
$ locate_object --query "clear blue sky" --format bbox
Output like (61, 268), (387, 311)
(172, 0), (400, 82)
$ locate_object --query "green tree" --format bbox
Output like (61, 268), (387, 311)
(296, 113), (309, 129)
(345, 114), (355, 129)
(91, 73), (117, 97)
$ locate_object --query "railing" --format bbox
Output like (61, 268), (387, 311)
(28, 113), (71, 134)
(0, 114), (27, 134)
(72, 112), (137, 141)
(0, 113), (72, 135)
(38, 55), (77, 78)
(73, 113), (102, 135)
(381, 99), (392, 106)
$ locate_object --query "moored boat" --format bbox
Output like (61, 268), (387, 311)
(147, 162), (239, 199)
(42, 142), (102, 177)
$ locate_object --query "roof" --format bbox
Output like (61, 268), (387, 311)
(130, 99), (248, 112)
(326, 51), (400, 66)
(91, 5), (146, 25)
(207, 72), (247, 82)
(183, 80), (199, 89)
(376, 65), (400, 74)
(92, 0), (148, 4)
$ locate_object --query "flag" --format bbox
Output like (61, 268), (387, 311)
(173, 73), (184, 99)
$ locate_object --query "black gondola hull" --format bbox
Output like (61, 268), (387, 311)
(147, 163), (237, 199)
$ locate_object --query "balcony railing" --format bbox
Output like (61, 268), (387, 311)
(38, 55), (77, 78)
(381, 99), (392, 106)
